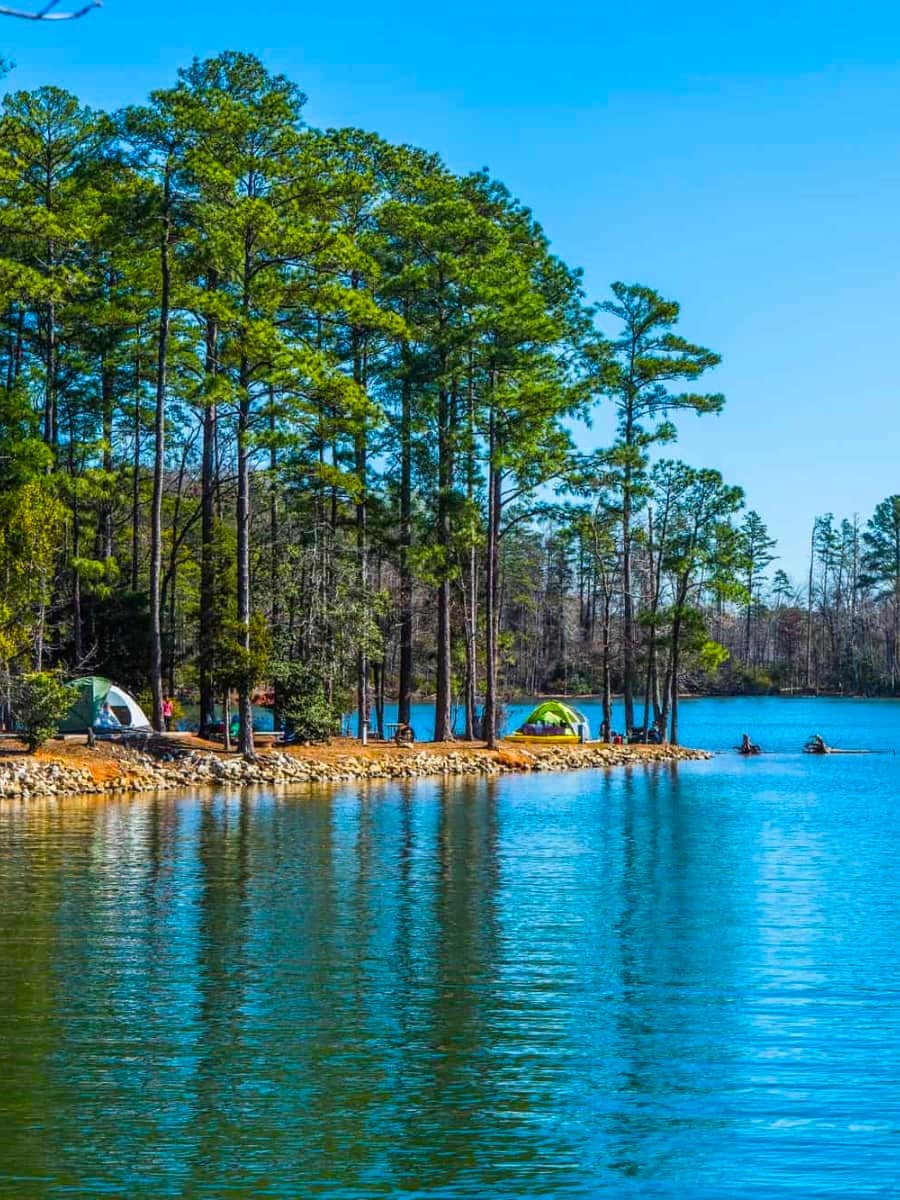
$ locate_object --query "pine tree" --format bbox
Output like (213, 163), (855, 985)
(593, 283), (724, 734)
(738, 510), (777, 665)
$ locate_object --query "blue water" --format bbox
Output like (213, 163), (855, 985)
(2, 697), (900, 1197)
(379, 693), (899, 755)
(207, 691), (897, 749)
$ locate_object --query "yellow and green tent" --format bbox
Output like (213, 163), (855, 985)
(506, 700), (590, 744)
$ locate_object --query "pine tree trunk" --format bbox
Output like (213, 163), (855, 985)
(149, 166), (171, 735)
(198, 280), (218, 735)
(641, 505), (668, 736)
(641, 507), (656, 735)
(601, 589), (612, 741)
(463, 358), (478, 741)
(805, 519), (816, 691)
(435, 584), (452, 740)
(669, 614), (682, 746)
(483, 409), (501, 750)
(165, 455), (187, 699)
(236, 242), (255, 760)
(131, 328), (142, 592)
(374, 659), (385, 739)
(433, 384), (453, 742)
(44, 298), (57, 450)
(354, 316), (369, 740)
(100, 353), (114, 560)
(463, 541), (478, 740)
(72, 502), (82, 665)
(398, 363), (413, 726)
(666, 575), (690, 745)
(236, 391), (254, 758)
(356, 426), (369, 738)
(622, 474), (635, 734)
(268, 393), (282, 733)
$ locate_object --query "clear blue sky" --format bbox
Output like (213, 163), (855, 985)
(3, 0), (898, 579)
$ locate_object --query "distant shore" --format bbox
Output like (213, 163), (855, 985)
(319, 690), (889, 717)
(0, 738), (711, 801)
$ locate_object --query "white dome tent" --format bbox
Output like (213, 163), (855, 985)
(58, 676), (152, 734)
(104, 684), (151, 729)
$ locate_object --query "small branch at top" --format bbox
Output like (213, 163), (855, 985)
(0, 0), (99, 17)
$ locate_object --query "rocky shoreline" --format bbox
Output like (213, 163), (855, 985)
(0, 742), (711, 801)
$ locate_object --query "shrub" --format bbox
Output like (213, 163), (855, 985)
(283, 689), (343, 744)
(14, 672), (76, 753)
(272, 662), (345, 744)
(730, 664), (775, 695)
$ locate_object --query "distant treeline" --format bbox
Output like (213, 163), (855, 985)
(498, 500), (900, 709)
(0, 52), (897, 750)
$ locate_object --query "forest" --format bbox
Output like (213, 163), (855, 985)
(2, 50), (899, 752)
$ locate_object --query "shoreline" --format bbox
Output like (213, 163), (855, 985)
(0, 740), (711, 801)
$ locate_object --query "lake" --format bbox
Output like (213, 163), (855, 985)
(2, 697), (900, 1197)
(347, 693), (900, 751)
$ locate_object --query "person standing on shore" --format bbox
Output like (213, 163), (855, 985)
(162, 696), (174, 732)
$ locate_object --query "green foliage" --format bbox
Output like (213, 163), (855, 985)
(593, 282), (725, 503)
(0, 480), (67, 665)
(12, 51), (875, 725)
(730, 664), (775, 694)
(862, 496), (900, 600)
(698, 640), (730, 674)
(211, 612), (272, 698)
(272, 661), (346, 743)
(91, 591), (152, 690)
(192, 523), (268, 697)
(13, 672), (75, 753)
(0, 384), (50, 485)
(71, 555), (120, 597)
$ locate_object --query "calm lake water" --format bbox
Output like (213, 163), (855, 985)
(352, 692), (900, 749)
(2, 697), (900, 1197)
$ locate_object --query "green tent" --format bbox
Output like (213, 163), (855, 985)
(511, 700), (590, 739)
(58, 676), (151, 733)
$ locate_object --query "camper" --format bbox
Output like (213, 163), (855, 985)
(58, 677), (151, 735)
(506, 700), (590, 745)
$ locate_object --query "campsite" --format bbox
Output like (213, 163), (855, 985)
(57, 677), (151, 734)
(506, 700), (591, 744)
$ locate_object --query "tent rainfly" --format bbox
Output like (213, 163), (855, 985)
(58, 676), (152, 734)
(506, 700), (590, 744)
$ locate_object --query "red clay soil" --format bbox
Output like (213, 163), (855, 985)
(0, 738), (148, 785)
(1, 732), (673, 775)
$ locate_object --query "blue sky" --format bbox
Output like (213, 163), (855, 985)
(3, 0), (898, 578)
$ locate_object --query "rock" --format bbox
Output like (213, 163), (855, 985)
(0, 740), (711, 801)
